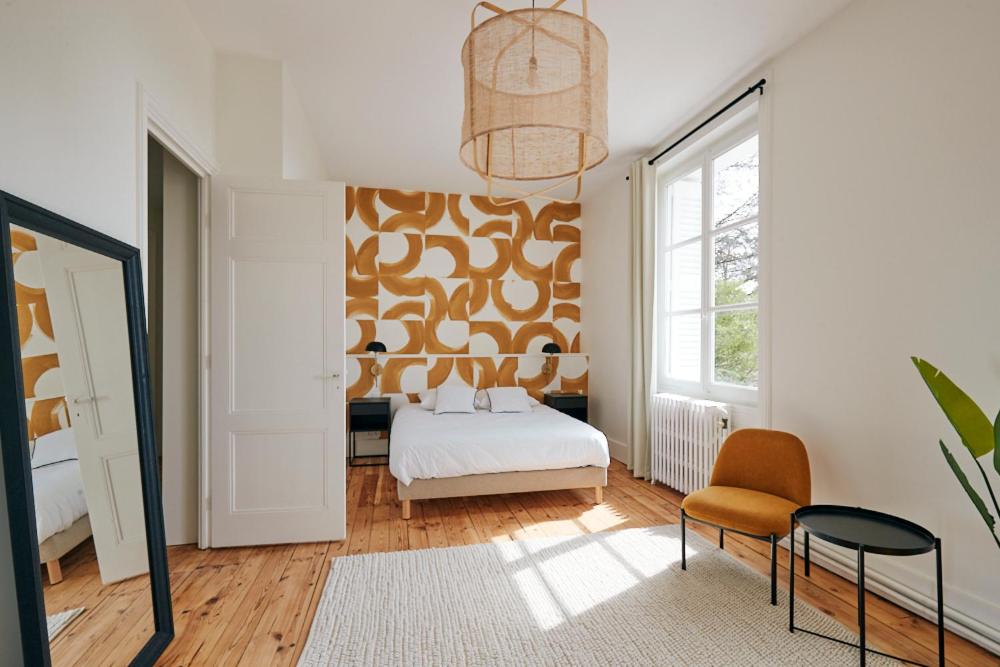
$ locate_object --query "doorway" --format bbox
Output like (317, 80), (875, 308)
(147, 137), (200, 546)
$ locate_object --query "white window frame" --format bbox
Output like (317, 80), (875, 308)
(655, 117), (763, 406)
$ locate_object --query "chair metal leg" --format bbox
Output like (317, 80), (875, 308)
(719, 528), (724, 549)
(681, 509), (687, 570)
(770, 534), (778, 606)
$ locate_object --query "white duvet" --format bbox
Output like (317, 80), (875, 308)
(32, 460), (89, 544)
(390, 404), (610, 486)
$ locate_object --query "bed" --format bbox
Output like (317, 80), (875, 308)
(390, 402), (610, 519)
(31, 428), (91, 584)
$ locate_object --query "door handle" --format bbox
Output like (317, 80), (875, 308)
(73, 395), (109, 404)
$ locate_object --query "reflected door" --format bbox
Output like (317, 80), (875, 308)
(210, 178), (346, 547)
(35, 235), (149, 584)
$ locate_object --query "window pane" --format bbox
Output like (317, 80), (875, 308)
(666, 169), (702, 245)
(713, 135), (758, 228)
(713, 309), (758, 387)
(667, 241), (701, 311)
(714, 223), (758, 305)
(668, 314), (701, 382)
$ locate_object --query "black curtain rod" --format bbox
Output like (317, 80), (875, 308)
(647, 78), (766, 166)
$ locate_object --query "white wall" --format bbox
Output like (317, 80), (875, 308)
(215, 54), (329, 181)
(282, 63), (330, 181)
(580, 176), (631, 462)
(767, 0), (1000, 643)
(0, 0), (215, 243)
(216, 52), (283, 178)
(583, 0), (1000, 647)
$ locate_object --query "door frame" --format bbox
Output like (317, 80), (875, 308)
(135, 83), (218, 547)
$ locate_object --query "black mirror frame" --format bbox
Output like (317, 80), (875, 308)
(0, 191), (173, 666)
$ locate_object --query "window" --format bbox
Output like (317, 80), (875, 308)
(656, 125), (760, 403)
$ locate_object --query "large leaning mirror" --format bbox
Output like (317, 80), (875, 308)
(0, 192), (172, 665)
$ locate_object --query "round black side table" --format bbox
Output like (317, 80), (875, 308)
(789, 505), (943, 667)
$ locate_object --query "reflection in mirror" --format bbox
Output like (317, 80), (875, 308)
(11, 224), (152, 660)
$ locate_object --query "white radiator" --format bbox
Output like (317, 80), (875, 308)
(650, 393), (730, 494)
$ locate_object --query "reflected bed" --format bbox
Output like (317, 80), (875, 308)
(31, 429), (91, 584)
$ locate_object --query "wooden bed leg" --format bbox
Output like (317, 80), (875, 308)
(46, 560), (63, 585)
(401, 499), (411, 520)
(595, 486), (603, 504)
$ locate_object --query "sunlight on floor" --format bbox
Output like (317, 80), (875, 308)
(577, 503), (629, 532)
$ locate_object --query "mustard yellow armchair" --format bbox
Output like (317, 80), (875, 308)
(680, 428), (812, 605)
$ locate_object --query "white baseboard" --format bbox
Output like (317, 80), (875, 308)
(607, 438), (628, 464)
(783, 533), (1000, 655)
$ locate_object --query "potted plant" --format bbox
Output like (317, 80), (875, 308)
(913, 357), (1000, 549)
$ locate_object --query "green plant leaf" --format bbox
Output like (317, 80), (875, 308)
(912, 357), (994, 458)
(940, 441), (997, 537)
(995, 409), (1000, 475)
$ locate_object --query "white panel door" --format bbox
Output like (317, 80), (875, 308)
(210, 178), (345, 547)
(36, 235), (149, 584)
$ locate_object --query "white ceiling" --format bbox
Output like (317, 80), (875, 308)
(185, 0), (851, 197)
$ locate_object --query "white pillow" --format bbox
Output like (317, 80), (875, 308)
(31, 428), (78, 469)
(422, 387), (538, 411)
(486, 387), (533, 413)
(474, 389), (539, 410)
(418, 389), (436, 410)
(474, 389), (491, 410)
(434, 386), (477, 414)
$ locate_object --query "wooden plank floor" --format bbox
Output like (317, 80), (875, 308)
(42, 460), (998, 666)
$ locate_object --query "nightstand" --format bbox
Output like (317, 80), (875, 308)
(348, 397), (391, 467)
(544, 392), (588, 423)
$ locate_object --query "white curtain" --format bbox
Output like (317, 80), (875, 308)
(628, 159), (655, 479)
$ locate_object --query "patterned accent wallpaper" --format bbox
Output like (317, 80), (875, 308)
(345, 187), (587, 402)
(10, 229), (71, 440)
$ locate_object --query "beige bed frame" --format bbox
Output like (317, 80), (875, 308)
(38, 514), (91, 584)
(398, 466), (607, 520)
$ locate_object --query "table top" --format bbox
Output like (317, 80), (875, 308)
(795, 505), (937, 556)
(350, 397), (390, 404)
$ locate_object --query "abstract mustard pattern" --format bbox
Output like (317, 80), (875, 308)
(345, 187), (587, 401)
(10, 229), (71, 440)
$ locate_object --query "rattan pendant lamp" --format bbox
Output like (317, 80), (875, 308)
(460, 0), (608, 204)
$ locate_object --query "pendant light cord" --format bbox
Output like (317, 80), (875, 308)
(530, 0), (536, 59)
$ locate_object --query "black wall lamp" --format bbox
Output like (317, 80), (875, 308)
(541, 342), (561, 377)
(365, 341), (386, 386)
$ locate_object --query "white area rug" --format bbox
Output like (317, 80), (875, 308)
(298, 525), (896, 666)
(47, 607), (84, 641)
